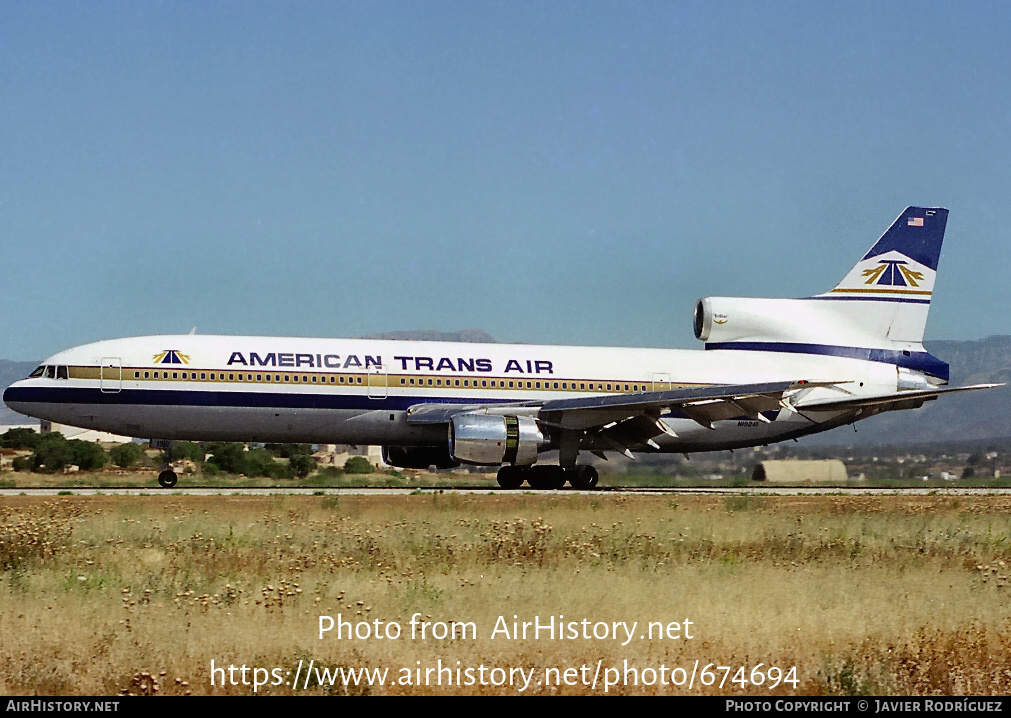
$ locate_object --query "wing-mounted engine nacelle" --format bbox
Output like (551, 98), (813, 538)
(381, 446), (460, 470)
(449, 414), (547, 466)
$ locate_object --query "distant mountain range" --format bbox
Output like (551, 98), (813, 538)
(359, 329), (498, 343)
(2, 335), (1008, 446)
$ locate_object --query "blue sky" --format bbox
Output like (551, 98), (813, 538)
(2, 1), (1009, 361)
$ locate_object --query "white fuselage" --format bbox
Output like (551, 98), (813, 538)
(3, 334), (893, 453)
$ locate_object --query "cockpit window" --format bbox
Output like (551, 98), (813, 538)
(29, 366), (45, 378)
(56, 366), (69, 380)
(45, 366), (56, 379)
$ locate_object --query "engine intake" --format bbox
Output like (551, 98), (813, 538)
(449, 414), (545, 466)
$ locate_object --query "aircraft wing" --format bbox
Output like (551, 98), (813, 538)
(405, 381), (816, 430)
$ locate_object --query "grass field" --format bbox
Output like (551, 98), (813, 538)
(1, 493), (1009, 695)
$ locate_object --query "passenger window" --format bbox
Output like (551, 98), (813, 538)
(173, 372), (179, 379)
(526, 381), (532, 388)
(257, 375), (263, 381)
(134, 372), (140, 379)
(229, 374), (234, 381)
(200, 373), (206, 380)
(482, 380), (487, 387)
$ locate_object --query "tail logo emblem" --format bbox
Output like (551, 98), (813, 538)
(861, 259), (924, 287)
(153, 350), (191, 365)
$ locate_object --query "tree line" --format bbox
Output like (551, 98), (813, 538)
(0, 429), (376, 477)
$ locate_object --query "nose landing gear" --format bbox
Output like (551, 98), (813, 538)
(152, 439), (177, 488)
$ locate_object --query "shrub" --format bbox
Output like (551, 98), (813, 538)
(171, 441), (204, 463)
(289, 453), (317, 478)
(204, 444), (291, 478)
(67, 440), (108, 471)
(110, 442), (146, 468)
(343, 456), (374, 474)
(204, 443), (247, 474)
(31, 436), (75, 473)
(0, 428), (41, 451)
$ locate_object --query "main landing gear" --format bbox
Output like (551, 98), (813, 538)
(496, 465), (599, 490)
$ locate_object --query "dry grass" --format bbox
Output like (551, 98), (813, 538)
(1, 493), (1010, 695)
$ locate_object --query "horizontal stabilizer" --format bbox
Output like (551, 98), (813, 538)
(792, 383), (1003, 412)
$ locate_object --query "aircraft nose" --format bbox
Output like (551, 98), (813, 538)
(3, 381), (23, 410)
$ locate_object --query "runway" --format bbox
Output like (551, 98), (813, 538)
(4, 486), (1011, 496)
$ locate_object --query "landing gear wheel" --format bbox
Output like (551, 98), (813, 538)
(157, 469), (178, 489)
(528, 465), (566, 490)
(496, 466), (524, 489)
(568, 465), (599, 490)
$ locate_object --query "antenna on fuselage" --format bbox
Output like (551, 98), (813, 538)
(188, 327), (197, 335)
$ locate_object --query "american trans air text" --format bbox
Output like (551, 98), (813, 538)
(225, 351), (554, 374)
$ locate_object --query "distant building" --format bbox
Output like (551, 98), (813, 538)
(314, 444), (386, 469)
(752, 459), (849, 484)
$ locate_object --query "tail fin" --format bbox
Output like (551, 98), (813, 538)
(824, 207), (947, 305)
(817, 207), (947, 345)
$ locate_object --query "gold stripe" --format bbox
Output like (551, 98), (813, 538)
(64, 366), (703, 394)
(830, 288), (932, 296)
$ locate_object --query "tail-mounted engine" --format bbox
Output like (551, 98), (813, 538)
(695, 296), (898, 347)
(449, 414), (546, 466)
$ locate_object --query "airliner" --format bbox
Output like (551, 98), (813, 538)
(3, 207), (999, 489)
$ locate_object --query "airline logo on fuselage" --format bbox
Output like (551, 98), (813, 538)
(226, 351), (554, 374)
(154, 350), (190, 364)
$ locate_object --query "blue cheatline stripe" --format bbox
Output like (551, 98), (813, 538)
(2, 386), (514, 412)
(806, 295), (931, 305)
(704, 342), (949, 381)
(2, 386), (782, 424)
